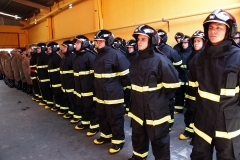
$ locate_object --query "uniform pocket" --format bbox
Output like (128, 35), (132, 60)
(224, 107), (240, 158)
(226, 72), (238, 89)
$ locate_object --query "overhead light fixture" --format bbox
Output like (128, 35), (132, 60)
(34, 18), (37, 24)
(0, 12), (21, 19)
(69, 4), (72, 9)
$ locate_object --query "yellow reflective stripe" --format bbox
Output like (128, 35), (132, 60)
(185, 127), (194, 133)
(131, 83), (163, 92)
(94, 69), (129, 78)
(52, 84), (62, 88)
(68, 111), (74, 115)
(81, 92), (93, 97)
(146, 115), (171, 126)
(38, 96), (42, 98)
(66, 89), (74, 93)
(60, 70), (73, 74)
(118, 69), (129, 76)
(216, 129), (240, 139)
(173, 60), (182, 66)
(198, 88), (220, 102)
(73, 115), (82, 119)
(46, 101), (54, 104)
(95, 97), (124, 104)
(128, 112), (143, 126)
(82, 121), (90, 125)
(79, 70), (94, 75)
(185, 94), (196, 101)
(48, 68), (60, 72)
(30, 65), (37, 68)
(100, 132), (112, 138)
(133, 151), (148, 158)
(56, 104), (60, 107)
(90, 124), (99, 129)
(74, 91), (81, 98)
(126, 108), (129, 111)
(168, 119), (174, 123)
(190, 123), (212, 144)
(37, 65), (48, 68)
(112, 139), (125, 144)
(123, 86), (131, 90)
(220, 86), (239, 96)
(174, 106), (184, 109)
(31, 77), (37, 80)
(39, 79), (50, 82)
(163, 82), (181, 88)
(74, 72), (79, 76)
(61, 87), (65, 92)
(189, 81), (199, 87)
(60, 106), (69, 110)
(180, 65), (187, 68)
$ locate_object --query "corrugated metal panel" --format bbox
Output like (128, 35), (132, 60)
(0, 16), (23, 26)
(0, 33), (19, 48)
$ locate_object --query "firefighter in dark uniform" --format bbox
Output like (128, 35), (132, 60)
(173, 32), (184, 53)
(72, 35), (99, 136)
(179, 30), (206, 140)
(126, 39), (138, 64)
(60, 40), (76, 119)
(155, 29), (182, 130)
(93, 30), (130, 154)
(112, 37), (128, 57)
(189, 9), (240, 160)
(125, 40), (138, 115)
(174, 35), (192, 114)
(30, 45), (42, 102)
(47, 42), (68, 114)
(128, 24), (180, 160)
(233, 31), (240, 46)
(36, 43), (54, 109)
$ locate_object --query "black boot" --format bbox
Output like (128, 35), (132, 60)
(22, 82), (27, 92)
(17, 81), (22, 90)
(27, 84), (33, 94)
(11, 80), (15, 88)
(8, 79), (14, 88)
(0, 74), (3, 80)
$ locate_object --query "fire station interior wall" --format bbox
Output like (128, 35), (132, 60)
(25, 0), (240, 47)
(28, 20), (48, 45)
(0, 26), (27, 48)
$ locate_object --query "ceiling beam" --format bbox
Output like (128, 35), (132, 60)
(12, 0), (50, 11)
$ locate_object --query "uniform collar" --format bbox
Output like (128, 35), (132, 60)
(138, 47), (154, 58)
(205, 40), (232, 58)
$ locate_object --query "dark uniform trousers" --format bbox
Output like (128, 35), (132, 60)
(96, 103), (125, 142)
(39, 81), (53, 106)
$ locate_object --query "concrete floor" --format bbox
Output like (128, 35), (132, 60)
(0, 81), (216, 160)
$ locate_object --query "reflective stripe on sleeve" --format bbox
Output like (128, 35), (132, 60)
(162, 82), (181, 88)
(173, 60), (182, 66)
(220, 86), (239, 96)
(180, 65), (187, 68)
(189, 81), (199, 87)
(31, 77), (37, 80)
(215, 129), (240, 139)
(146, 115), (171, 126)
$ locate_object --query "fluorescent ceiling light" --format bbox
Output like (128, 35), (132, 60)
(0, 12), (21, 19)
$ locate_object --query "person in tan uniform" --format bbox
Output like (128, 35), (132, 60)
(0, 51), (5, 80)
(11, 49), (21, 89)
(4, 51), (15, 88)
(22, 50), (33, 94)
(17, 50), (27, 92)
